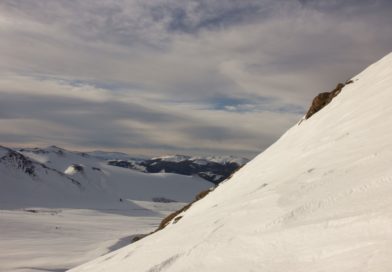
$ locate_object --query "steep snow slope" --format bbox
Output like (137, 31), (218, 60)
(70, 53), (392, 272)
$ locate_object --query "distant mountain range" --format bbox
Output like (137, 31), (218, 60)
(0, 145), (247, 208)
(107, 154), (249, 184)
(0, 145), (217, 209)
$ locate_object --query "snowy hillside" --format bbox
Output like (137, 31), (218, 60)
(0, 145), (212, 208)
(70, 53), (392, 272)
(0, 146), (213, 271)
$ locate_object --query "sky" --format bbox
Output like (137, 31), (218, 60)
(0, 0), (391, 158)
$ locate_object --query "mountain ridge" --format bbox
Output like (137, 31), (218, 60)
(108, 154), (248, 184)
(14, 146), (248, 184)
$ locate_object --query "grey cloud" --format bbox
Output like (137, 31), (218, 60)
(160, 1), (267, 33)
(0, 94), (185, 152)
(0, 93), (179, 124)
(298, 0), (392, 12)
(0, 78), (296, 157)
(182, 125), (256, 142)
(0, 87), (268, 155)
(0, 0), (391, 157)
(0, 133), (39, 143)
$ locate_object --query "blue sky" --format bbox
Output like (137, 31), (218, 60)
(0, 0), (391, 157)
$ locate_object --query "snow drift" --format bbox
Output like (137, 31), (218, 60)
(70, 52), (392, 272)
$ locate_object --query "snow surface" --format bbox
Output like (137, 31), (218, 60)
(0, 146), (212, 271)
(70, 53), (392, 272)
(0, 204), (185, 272)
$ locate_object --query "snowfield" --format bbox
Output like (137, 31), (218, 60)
(70, 53), (392, 272)
(0, 206), (184, 272)
(0, 146), (212, 271)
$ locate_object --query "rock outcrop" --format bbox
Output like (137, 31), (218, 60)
(305, 80), (353, 119)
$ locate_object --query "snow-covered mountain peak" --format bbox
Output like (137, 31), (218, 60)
(0, 148), (36, 176)
(70, 53), (392, 272)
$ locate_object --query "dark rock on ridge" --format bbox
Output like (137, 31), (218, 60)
(305, 80), (353, 119)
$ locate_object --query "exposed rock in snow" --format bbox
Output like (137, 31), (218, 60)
(305, 80), (353, 119)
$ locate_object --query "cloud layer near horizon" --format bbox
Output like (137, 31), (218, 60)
(0, 0), (391, 157)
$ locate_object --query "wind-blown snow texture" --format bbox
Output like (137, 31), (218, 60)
(70, 53), (392, 272)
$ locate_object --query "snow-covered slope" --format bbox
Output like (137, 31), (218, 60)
(70, 53), (392, 272)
